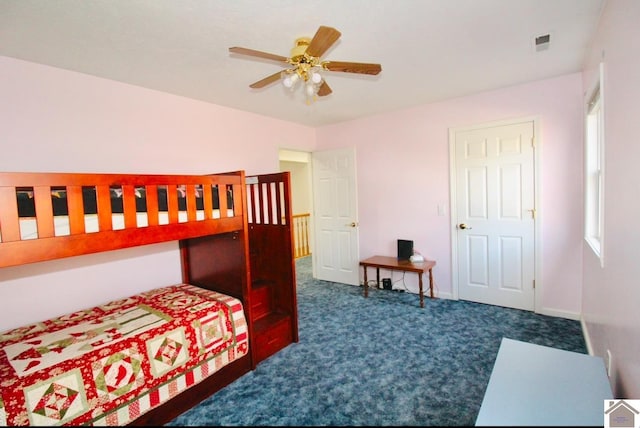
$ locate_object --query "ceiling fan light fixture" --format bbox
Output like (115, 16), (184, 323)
(230, 25), (381, 104)
(310, 69), (323, 84)
(282, 70), (300, 90)
(305, 82), (316, 97)
(284, 66), (323, 103)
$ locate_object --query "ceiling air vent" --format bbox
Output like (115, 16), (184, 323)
(535, 33), (551, 52)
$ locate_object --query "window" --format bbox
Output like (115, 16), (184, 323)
(584, 63), (605, 266)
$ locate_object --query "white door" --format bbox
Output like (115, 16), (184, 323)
(452, 120), (536, 311)
(311, 147), (359, 285)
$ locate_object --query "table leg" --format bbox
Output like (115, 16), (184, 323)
(376, 267), (380, 289)
(428, 267), (434, 298)
(418, 273), (424, 308)
(363, 265), (368, 298)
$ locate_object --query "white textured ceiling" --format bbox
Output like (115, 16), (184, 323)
(0, 0), (604, 127)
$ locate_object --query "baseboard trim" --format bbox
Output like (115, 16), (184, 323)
(537, 306), (581, 320)
(427, 294), (581, 320)
(580, 317), (595, 356)
(434, 291), (453, 300)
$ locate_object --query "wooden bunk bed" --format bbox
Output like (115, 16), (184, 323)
(0, 170), (298, 426)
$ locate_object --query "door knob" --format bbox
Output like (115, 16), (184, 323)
(347, 222), (358, 227)
(458, 223), (472, 230)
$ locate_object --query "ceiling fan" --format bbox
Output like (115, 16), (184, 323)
(229, 25), (382, 102)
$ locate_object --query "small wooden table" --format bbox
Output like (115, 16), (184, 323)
(359, 255), (436, 308)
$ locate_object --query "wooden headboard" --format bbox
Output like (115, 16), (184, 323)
(0, 170), (247, 268)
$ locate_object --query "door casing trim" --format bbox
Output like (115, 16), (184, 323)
(448, 116), (542, 314)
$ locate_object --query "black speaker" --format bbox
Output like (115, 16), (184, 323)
(397, 239), (413, 260)
(382, 278), (392, 290)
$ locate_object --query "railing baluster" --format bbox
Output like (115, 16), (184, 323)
(292, 213), (311, 258)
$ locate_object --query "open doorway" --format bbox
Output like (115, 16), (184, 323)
(279, 147), (360, 286)
(279, 149), (313, 260)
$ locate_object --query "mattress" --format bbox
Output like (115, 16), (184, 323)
(0, 284), (249, 426)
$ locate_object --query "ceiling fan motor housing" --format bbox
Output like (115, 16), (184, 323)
(290, 37), (312, 60)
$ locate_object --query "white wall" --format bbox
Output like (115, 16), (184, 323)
(0, 56), (316, 331)
(581, 0), (640, 398)
(317, 73), (585, 319)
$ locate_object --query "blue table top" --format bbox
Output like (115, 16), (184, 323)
(475, 337), (613, 426)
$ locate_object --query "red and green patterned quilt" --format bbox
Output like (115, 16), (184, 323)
(0, 284), (249, 426)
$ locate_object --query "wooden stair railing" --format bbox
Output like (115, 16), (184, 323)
(292, 213), (311, 258)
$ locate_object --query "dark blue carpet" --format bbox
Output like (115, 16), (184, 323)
(167, 256), (586, 426)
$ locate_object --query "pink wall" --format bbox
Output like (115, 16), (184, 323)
(0, 56), (316, 331)
(0, 55), (588, 333)
(581, 0), (640, 398)
(4, 2), (636, 399)
(1, 57), (314, 175)
(0, 57), (582, 329)
(317, 73), (585, 318)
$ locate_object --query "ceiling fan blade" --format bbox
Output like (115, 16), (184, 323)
(305, 26), (341, 58)
(249, 71), (283, 89)
(229, 47), (289, 63)
(323, 61), (382, 75)
(317, 81), (332, 97)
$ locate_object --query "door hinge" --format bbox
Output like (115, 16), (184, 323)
(528, 208), (536, 219)
(533, 279), (536, 289)
(531, 136), (536, 148)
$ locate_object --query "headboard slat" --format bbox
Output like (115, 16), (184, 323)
(167, 184), (179, 224)
(0, 187), (20, 242)
(122, 185), (137, 229)
(33, 186), (55, 238)
(265, 182), (273, 225)
(203, 185), (213, 220)
(67, 185), (86, 234)
(146, 184), (159, 226)
(186, 184), (197, 222)
(232, 183), (243, 219)
(96, 185), (113, 231)
(275, 181), (283, 226)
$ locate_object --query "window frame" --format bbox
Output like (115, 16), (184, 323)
(584, 62), (605, 267)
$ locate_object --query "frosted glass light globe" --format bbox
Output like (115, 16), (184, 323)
(306, 84), (315, 96)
